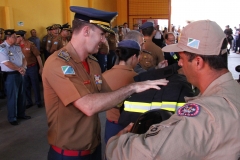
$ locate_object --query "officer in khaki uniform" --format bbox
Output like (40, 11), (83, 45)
(106, 20), (240, 159)
(59, 23), (71, 46)
(41, 26), (51, 61)
(139, 22), (164, 70)
(42, 6), (168, 160)
(48, 24), (63, 54)
(16, 30), (43, 108)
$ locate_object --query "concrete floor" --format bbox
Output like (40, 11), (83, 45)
(0, 50), (239, 160)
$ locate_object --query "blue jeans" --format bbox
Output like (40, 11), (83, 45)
(24, 64), (41, 105)
(5, 72), (26, 122)
(48, 144), (102, 160)
(104, 119), (124, 144)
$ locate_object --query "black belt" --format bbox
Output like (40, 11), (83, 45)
(4, 71), (20, 75)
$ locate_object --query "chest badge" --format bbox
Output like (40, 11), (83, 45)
(61, 66), (75, 75)
(94, 75), (102, 84)
(177, 103), (201, 117)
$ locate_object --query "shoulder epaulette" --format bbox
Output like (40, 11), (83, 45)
(0, 44), (6, 48)
(58, 49), (70, 61)
(88, 55), (98, 62)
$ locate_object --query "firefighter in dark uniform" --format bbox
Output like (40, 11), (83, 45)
(118, 63), (196, 128)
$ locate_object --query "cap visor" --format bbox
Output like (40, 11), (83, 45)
(162, 43), (184, 53)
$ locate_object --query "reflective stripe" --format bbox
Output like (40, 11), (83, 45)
(124, 101), (185, 113)
(161, 101), (177, 112)
(124, 101), (151, 113)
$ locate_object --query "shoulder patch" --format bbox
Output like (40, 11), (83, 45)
(61, 65), (75, 75)
(0, 44), (6, 48)
(58, 50), (70, 61)
(177, 103), (201, 117)
(88, 55), (98, 62)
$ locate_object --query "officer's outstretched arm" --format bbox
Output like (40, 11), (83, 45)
(73, 79), (168, 116)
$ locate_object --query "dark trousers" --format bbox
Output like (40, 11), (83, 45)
(5, 72), (26, 122)
(104, 119), (124, 144)
(107, 50), (116, 70)
(96, 53), (107, 73)
(24, 64), (41, 105)
(48, 144), (102, 160)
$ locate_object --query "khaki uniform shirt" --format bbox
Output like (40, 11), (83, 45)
(42, 42), (110, 150)
(140, 39), (164, 70)
(49, 35), (63, 54)
(102, 65), (137, 122)
(46, 35), (52, 52)
(106, 72), (240, 160)
(21, 40), (40, 65)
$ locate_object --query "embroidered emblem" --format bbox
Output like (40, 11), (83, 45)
(187, 38), (200, 49)
(0, 44), (6, 48)
(88, 55), (98, 62)
(177, 103), (201, 117)
(145, 125), (160, 138)
(61, 66), (75, 75)
(54, 41), (58, 45)
(58, 50), (70, 61)
(94, 75), (102, 84)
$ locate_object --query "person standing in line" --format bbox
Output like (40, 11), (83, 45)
(41, 26), (52, 62)
(0, 29), (31, 126)
(42, 6), (168, 160)
(103, 40), (141, 143)
(152, 25), (163, 48)
(28, 29), (41, 51)
(139, 22), (165, 70)
(0, 28), (6, 99)
(16, 30), (43, 109)
(122, 22), (130, 37)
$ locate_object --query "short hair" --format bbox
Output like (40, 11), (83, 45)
(165, 32), (175, 40)
(124, 30), (143, 43)
(141, 26), (154, 36)
(184, 38), (228, 70)
(72, 18), (95, 35)
(116, 47), (140, 62)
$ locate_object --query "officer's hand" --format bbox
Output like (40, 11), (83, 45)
(117, 123), (134, 136)
(134, 79), (169, 93)
(18, 67), (26, 75)
(156, 60), (168, 69)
